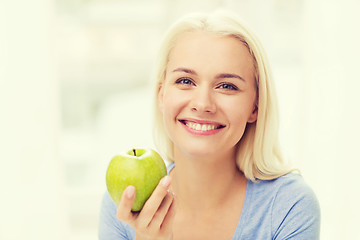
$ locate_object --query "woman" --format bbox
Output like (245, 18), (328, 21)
(99, 10), (320, 240)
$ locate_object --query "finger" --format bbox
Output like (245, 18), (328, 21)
(137, 176), (171, 226)
(149, 191), (175, 228)
(116, 185), (136, 222)
(160, 193), (176, 234)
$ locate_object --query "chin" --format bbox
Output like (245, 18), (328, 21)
(176, 141), (233, 160)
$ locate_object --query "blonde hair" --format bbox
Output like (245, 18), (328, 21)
(152, 10), (294, 182)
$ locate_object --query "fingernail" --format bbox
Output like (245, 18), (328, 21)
(167, 189), (176, 197)
(126, 186), (135, 199)
(160, 176), (171, 188)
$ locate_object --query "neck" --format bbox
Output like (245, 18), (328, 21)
(170, 148), (246, 215)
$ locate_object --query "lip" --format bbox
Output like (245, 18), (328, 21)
(178, 118), (226, 136)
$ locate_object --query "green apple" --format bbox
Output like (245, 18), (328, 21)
(106, 148), (167, 212)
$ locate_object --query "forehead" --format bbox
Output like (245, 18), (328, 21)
(166, 31), (254, 79)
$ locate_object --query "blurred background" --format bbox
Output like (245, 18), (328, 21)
(1, 0), (359, 239)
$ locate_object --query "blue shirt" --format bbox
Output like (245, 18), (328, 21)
(99, 163), (320, 239)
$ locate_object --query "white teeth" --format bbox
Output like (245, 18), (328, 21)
(186, 122), (218, 131)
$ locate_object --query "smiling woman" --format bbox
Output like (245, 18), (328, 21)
(154, 12), (288, 182)
(158, 31), (258, 162)
(99, 10), (320, 240)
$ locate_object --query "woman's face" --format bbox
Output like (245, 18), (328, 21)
(158, 31), (258, 159)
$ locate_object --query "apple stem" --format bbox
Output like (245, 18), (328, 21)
(133, 149), (136, 156)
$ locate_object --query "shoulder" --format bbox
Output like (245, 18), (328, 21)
(253, 172), (311, 191)
(269, 173), (317, 201)
(268, 173), (320, 214)
(250, 173), (319, 205)
(248, 172), (319, 206)
(255, 173), (321, 239)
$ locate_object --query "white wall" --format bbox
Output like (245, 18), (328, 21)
(0, 1), (69, 239)
(300, 1), (360, 238)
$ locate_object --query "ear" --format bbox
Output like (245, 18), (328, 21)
(157, 83), (164, 113)
(247, 104), (258, 123)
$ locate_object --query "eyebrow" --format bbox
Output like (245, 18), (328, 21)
(172, 67), (246, 82)
(172, 68), (197, 75)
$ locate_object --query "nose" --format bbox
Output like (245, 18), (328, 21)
(190, 87), (216, 113)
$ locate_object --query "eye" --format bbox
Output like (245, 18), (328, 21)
(175, 78), (194, 86)
(218, 83), (238, 90)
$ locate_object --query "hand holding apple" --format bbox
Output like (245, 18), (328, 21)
(106, 148), (167, 212)
(117, 174), (176, 240)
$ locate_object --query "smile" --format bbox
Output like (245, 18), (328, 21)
(179, 119), (225, 134)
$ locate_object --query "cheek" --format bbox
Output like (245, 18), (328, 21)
(223, 97), (254, 125)
(162, 89), (185, 120)
(229, 110), (248, 127)
(161, 90), (188, 144)
(227, 108), (250, 142)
